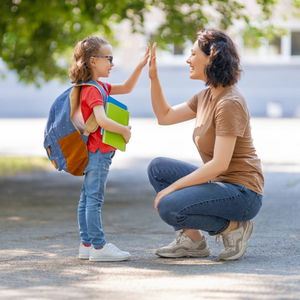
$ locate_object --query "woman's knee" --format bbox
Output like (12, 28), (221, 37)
(147, 157), (170, 189)
(157, 196), (182, 226)
(147, 157), (168, 178)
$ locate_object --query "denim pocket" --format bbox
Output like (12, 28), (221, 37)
(110, 151), (116, 159)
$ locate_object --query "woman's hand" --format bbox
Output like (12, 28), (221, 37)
(137, 43), (151, 68)
(121, 125), (132, 143)
(149, 43), (158, 80)
(154, 185), (175, 213)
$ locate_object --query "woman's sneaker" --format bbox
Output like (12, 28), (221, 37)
(89, 243), (131, 262)
(218, 221), (253, 261)
(79, 243), (91, 260)
(155, 230), (210, 258)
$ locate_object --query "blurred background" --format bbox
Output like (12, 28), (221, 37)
(1, 3), (300, 298)
(0, 0), (299, 171)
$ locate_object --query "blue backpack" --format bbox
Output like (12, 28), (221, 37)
(44, 80), (108, 176)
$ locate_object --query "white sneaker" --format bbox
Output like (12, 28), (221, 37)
(79, 243), (91, 260)
(89, 243), (131, 262)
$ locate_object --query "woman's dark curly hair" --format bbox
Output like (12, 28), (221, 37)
(197, 29), (241, 88)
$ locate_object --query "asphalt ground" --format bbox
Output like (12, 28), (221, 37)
(0, 118), (299, 299)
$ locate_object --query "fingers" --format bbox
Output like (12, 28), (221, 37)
(154, 193), (160, 213)
(151, 42), (157, 57)
(125, 134), (131, 144)
(144, 44), (150, 62)
(149, 43), (157, 67)
(151, 43), (156, 61)
(154, 200), (158, 213)
(146, 43), (151, 55)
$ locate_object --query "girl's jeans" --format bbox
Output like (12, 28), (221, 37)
(78, 150), (114, 248)
(147, 157), (263, 235)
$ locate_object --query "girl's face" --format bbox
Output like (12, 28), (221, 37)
(186, 41), (209, 81)
(90, 44), (114, 79)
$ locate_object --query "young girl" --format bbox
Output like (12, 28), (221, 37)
(69, 36), (149, 262)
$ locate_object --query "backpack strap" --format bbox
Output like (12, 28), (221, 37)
(82, 80), (108, 104)
(70, 80), (108, 135)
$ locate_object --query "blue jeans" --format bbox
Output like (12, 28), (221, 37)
(78, 150), (114, 248)
(147, 157), (262, 235)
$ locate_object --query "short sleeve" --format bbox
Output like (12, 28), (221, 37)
(215, 100), (248, 137)
(81, 86), (104, 109)
(103, 82), (112, 94)
(186, 94), (198, 113)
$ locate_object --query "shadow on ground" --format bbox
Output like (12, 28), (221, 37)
(0, 157), (299, 299)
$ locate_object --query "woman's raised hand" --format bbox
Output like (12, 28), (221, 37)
(149, 43), (158, 80)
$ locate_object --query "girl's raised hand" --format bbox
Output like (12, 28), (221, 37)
(138, 43), (151, 68)
(149, 43), (158, 80)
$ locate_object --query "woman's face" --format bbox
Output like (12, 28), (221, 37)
(186, 41), (209, 81)
(90, 44), (114, 78)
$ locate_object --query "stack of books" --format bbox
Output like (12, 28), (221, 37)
(102, 96), (130, 152)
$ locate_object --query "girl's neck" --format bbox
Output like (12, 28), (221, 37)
(92, 76), (99, 82)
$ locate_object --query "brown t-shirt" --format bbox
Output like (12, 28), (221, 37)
(187, 86), (264, 195)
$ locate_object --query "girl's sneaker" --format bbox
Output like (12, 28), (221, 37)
(79, 243), (91, 260)
(89, 243), (131, 262)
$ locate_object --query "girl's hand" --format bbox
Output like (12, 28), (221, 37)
(122, 125), (132, 143)
(149, 43), (158, 80)
(154, 186), (174, 213)
(138, 44), (151, 68)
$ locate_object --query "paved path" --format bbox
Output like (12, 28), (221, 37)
(0, 118), (299, 299)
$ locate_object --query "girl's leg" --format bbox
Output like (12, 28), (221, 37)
(78, 185), (91, 245)
(83, 150), (113, 249)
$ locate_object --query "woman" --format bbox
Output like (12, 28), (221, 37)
(147, 29), (263, 261)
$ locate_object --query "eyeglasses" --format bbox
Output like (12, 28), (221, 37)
(93, 55), (113, 64)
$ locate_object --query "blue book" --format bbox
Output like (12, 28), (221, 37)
(107, 96), (127, 110)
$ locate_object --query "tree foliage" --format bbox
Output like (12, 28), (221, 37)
(0, 0), (280, 84)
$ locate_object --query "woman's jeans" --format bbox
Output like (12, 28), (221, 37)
(78, 150), (114, 248)
(147, 157), (263, 236)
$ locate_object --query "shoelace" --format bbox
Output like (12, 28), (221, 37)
(215, 233), (233, 249)
(175, 231), (186, 244)
(215, 234), (222, 244)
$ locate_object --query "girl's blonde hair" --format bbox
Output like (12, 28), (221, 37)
(69, 36), (110, 83)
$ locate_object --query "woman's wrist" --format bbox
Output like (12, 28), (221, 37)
(150, 75), (159, 81)
(166, 183), (178, 193)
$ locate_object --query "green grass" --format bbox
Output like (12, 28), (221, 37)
(0, 157), (51, 176)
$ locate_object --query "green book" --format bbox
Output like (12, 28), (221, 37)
(102, 102), (130, 151)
